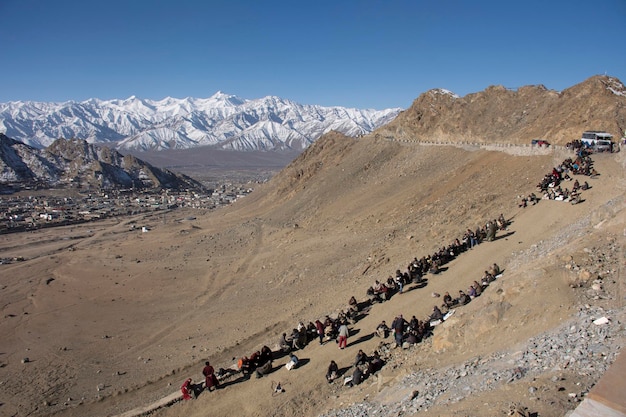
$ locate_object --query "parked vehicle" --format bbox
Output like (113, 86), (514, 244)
(531, 139), (550, 147)
(581, 131), (614, 152)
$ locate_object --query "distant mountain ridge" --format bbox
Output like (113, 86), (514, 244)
(0, 134), (204, 191)
(0, 92), (402, 152)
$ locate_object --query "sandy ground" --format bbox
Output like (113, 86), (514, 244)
(0, 137), (624, 417)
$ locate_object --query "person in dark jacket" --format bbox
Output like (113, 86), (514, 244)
(354, 349), (369, 367)
(391, 314), (408, 347)
(326, 360), (339, 383)
(430, 305), (444, 322)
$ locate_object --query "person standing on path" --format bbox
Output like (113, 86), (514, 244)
(337, 321), (349, 349)
(202, 361), (219, 391)
(392, 314), (408, 348)
(315, 319), (325, 345)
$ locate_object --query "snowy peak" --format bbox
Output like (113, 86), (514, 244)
(208, 91), (247, 106)
(0, 93), (401, 152)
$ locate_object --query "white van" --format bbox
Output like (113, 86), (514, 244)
(581, 131), (613, 152)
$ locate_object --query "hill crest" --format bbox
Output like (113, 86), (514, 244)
(377, 75), (626, 145)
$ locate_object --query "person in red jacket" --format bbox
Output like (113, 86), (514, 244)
(181, 378), (195, 400)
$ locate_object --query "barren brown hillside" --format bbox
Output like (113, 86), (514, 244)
(0, 77), (625, 417)
(377, 75), (626, 145)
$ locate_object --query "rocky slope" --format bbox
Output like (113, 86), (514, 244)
(377, 75), (626, 145)
(0, 134), (204, 191)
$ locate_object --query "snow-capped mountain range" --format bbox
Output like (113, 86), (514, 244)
(0, 93), (402, 152)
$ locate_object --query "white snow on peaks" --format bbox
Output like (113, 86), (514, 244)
(606, 77), (626, 97)
(0, 93), (402, 152)
(430, 88), (460, 99)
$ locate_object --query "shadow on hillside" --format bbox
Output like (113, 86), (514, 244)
(353, 309), (371, 322)
(337, 366), (351, 378)
(356, 301), (371, 311)
(493, 231), (515, 241)
(218, 373), (249, 389)
(294, 358), (310, 368)
(405, 280), (428, 292)
(272, 349), (292, 361)
(348, 328), (361, 338)
(256, 364), (281, 378)
(346, 331), (375, 348)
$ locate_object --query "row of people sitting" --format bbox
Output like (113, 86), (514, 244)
(187, 254), (505, 400)
(376, 314), (433, 346)
(371, 262), (501, 352)
(279, 315), (358, 353)
(375, 263), (501, 346)
(364, 218), (506, 305)
(542, 186), (580, 202)
(441, 264), (500, 311)
(202, 219), (510, 393)
(237, 345), (274, 379)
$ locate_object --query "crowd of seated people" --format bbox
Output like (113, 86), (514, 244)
(530, 154), (599, 205)
(179, 151), (605, 399)
(368, 216), (509, 302)
(543, 186), (578, 202)
(372, 262), (502, 351)
(537, 157), (598, 204)
(183, 250), (506, 398)
(357, 213), (509, 315)
(232, 344), (275, 381)
(225, 250), (504, 390)
(537, 155), (597, 195)
(183, 211), (513, 397)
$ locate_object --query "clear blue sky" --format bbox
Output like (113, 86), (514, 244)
(1, 0), (624, 109)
